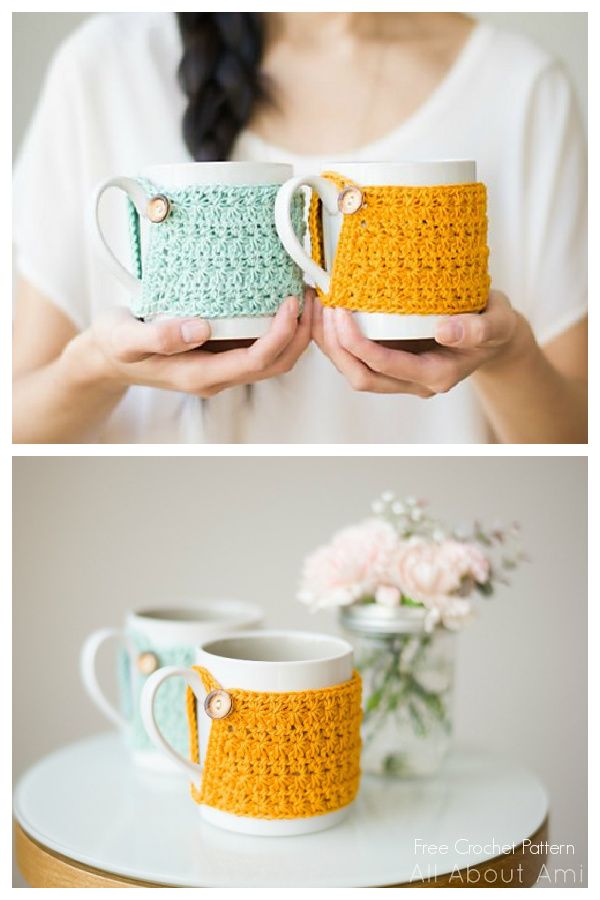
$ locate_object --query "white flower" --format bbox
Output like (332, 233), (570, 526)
(424, 597), (473, 631)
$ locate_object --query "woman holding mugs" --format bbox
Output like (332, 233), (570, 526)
(13, 13), (586, 443)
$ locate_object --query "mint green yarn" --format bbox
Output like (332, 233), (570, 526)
(127, 178), (305, 320)
(128, 198), (142, 282)
(118, 630), (195, 757)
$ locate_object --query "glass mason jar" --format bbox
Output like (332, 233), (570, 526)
(340, 604), (456, 778)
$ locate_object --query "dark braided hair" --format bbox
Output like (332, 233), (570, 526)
(176, 12), (267, 162)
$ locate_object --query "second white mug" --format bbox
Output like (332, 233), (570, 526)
(93, 161), (303, 343)
(275, 160), (479, 340)
(80, 600), (264, 771)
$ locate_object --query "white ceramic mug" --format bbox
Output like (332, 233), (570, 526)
(141, 629), (355, 835)
(93, 162), (299, 341)
(275, 160), (478, 340)
(80, 601), (264, 771)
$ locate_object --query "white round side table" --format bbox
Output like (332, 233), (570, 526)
(14, 733), (549, 888)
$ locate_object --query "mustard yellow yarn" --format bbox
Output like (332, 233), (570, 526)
(308, 171), (490, 315)
(186, 667), (362, 820)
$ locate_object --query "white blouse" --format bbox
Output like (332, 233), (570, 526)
(13, 13), (587, 443)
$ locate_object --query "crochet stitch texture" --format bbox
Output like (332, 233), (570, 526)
(187, 667), (362, 819)
(128, 178), (305, 319)
(118, 630), (195, 756)
(308, 172), (490, 315)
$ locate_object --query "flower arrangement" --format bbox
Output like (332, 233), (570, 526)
(298, 492), (526, 777)
(298, 492), (525, 632)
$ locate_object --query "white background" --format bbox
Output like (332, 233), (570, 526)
(13, 456), (587, 886)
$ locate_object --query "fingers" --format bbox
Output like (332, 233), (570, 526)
(200, 295), (303, 385)
(335, 308), (481, 394)
(312, 296), (326, 349)
(97, 308), (212, 363)
(222, 291), (314, 386)
(333, 309), (424, 379)
(322, 307), (423, 394)
(322, 306), (371, 389)
(246, 295), (304, 366)
(330, 293), (519, 396)
(261, 290), (314, 378)
(153, 295), (310, 395)
(434, 291), (517, 350)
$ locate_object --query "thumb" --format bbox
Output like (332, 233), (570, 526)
(434, 292), (517, 350)
(94, 308), (212, 363)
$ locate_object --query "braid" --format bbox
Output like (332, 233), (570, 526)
(176, 12), (267, 162)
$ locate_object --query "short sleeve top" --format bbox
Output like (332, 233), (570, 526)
(13, 14), (587, 443)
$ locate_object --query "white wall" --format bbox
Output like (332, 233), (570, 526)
(12, 12), (587, 158)
(13, 457), (587, 886)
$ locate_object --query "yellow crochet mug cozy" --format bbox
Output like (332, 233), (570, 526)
(141, 630), (362, 836)
(275, 160), (490, 340)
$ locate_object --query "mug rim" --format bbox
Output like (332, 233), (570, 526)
(141, 161), (294, 185)
(198, 629), (353, 666)
(327, 158), (475, 166)
(323, 159), (477, 185)
(129, 600), (263, 626)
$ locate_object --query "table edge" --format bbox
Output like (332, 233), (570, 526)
(15, 818), (549, 888)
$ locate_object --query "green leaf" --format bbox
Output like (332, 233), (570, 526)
(408, 701), (427, 737)
(383, 753), (406, 776)
(476, 581), (494, 596)
(407, 676), (448, 724)
(386, 691), (403, 712)
(400, 596), (424, 608)
(365, 688), (384, 714)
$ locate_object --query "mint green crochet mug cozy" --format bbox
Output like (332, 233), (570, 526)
(93, 162), (305, 341)
(80, 601), (264, 772)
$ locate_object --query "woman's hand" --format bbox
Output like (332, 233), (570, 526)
(312, 290), (524, 396)
(13, 284), (314, 442)
(68, 291), (313, 398)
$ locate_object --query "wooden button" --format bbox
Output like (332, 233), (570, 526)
(136, 651), (159, 676)
(338, 186), (363, 215)
(204, 689), (233, 720)
(147, 194), (171, 223)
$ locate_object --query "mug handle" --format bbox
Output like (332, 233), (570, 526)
(92, 176), (149, 296)
(80, 627), (128, 729)
(275, 175), (340, 294)
(141, 666), (205, 780)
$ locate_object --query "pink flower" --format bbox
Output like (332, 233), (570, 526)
(440, 541), (490, 586)
(298, 519), (397, 609)
(387, 538), (457, 602)
(388, 538), (489, 604)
